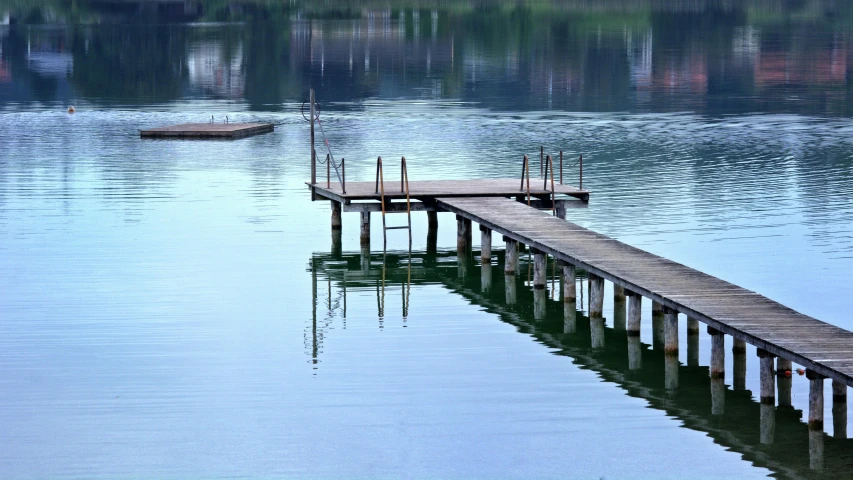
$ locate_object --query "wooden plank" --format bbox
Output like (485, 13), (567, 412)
(309, 178), (590, 201)
(140, 123), (274, 139)
(436, 196), (853, 386)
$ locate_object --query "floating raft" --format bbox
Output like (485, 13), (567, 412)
(140, 123), (274, 139)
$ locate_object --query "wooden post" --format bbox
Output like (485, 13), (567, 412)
(687, 317), (699, 367)
(504, 236), (518, 275)
(480, 225), (492, 264)
(532, 249), (546, 290)
(360, 211), (370, 247)
(758, 349), (776, 405)
(426, 211), (438, 256)
(331, 201), (342, 230)
(833, 380), (847, 439)
(733, 338), (747, 391)
(505, 271), (517, 306)
(627, 290), (641, 337)
(613, 284), (626, 331)
(807, 369), (826, 470)
(777, 358), (793, 407)
(589, 273), (604, 350)
(561, 262), (576, 302)
(564, 299), (577, 334)
(360, 244), (370, 274)
(427, 210), (439, 231)
(540, 145), (544, 177)
(456, 215), (471, 254)
(664, 306), (678, 355)
(652, 300), (664, 350)
(555, 200), (566, 220)
(709, 327), (725, 379)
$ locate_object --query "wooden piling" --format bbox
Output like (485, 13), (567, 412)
(591, 316), (605, 350)
(652, 300), (664, 350)
(613, 284), (626, 331)
(534, 288), (546, 320)
(564, 300), (577, 334)
(481, 263), (492, 293)
(732, 338), (746, 354)
(427, 210), (438, 230)
(833, 380), (847, 439)
(708, 327), (725, 379)
(664, 307), (678, 355)
(665, 355), (679, 391)
(456, 215), (472, 254)
(687, 317), (699, 367)
(627, 291), (642, 337)
(504, 236), (518, 275)
(555, 200), (567, 220)
(532, 249), (546, 290)
(808, 369), (826, 471)
(758, 349), (776, 405)
(561, 262), (576, 303)
(480, 225), (492, 264)
(360, 211), (370, 247)
(777, 358), (793, 407)
(589, 274), (604, 320)
(360, 244), (370, 274)
(331, 201), (342, 230)
(711, 374), (726, 415)
(505, 272), (517, 305)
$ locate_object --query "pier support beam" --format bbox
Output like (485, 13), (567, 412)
(627, 290), (642, 370)
(589, 274), (604, 349)
(504, 236), (518, 275)
(709, 327), (725, 415)
(481, 263), (492, 293)
(427, 210), (438, 231)
(687, 317), (699, 367)
(426, 211), (438, 255)
(733, 338), (747, 391)
(532, 249), (547, 290)
(555, 200), (567, 220)
(807, 369), (826, 470)
(480, 226), (492, 264)
(360, 211), (370, 247)
(505, 273), (517, 306)
(331, 201), (342, 230)
(833, 380), (847, 439)
(613, 285), (626, 331)
(664, 306), (679, 391)
(652, 301), (664, 350)
(777, 358), (793, 407)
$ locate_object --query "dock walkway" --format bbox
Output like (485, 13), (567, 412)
(437, 196), (853, 386)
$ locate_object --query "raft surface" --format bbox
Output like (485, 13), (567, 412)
(140, 123), (274, 139)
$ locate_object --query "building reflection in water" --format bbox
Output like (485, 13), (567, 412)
(309, 247), (853, 479)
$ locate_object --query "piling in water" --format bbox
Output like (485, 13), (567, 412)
(758, 349), (776, 405)
(504, 236), (518, 275)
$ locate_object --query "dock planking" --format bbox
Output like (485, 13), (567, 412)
(437, 195), (853, 386)
(310, 179), (590, 203)
(140, 123), (274, 139)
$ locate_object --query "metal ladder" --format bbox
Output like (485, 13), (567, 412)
(374, 156), (413, 249)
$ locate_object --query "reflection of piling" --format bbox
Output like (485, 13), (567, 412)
(591, 317), (605, 350)
(481, 263), (492, 293)
(628, 335), (642, 370)
(833, 380), (847, 439)
(711, 376), (726, 415)
(534, 288), (547, 320)
(777, 358), (792, 407)
(652, 301), (664, 350)
(589, 274), (604, 349)
(331, 229), (342, 258)
(613, 285), (626, 331)
(564, 300), (577, 334)
(360, 244), (370, 274)
(665, 355), (679, 391)
(505, 274), (517, 305)
(760, 403), (776, 445)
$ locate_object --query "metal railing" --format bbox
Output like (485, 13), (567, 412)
(375, 156), (413, 249)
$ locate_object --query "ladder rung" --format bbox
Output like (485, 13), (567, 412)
(385, 226), (410, 230)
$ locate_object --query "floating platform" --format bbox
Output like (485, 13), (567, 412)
(140, 123), (274, 139)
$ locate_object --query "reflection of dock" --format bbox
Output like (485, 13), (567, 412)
(310, 250), (853, 479)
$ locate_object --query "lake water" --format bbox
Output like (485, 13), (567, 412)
(2, 1), (853, 478)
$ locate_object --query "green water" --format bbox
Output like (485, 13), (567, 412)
(1, 1), (853, 478)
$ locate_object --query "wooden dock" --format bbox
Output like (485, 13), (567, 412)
(140, 122), (274, 139)
(438, 196), (853, 388)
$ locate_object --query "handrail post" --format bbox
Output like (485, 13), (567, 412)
(579, 154), (583, 190)
(341, 158), (347, 193)
(548, 155), (556, 216)
(540, 145), (544, 178)
(525, 155), (531, 206)
(401, 158), (405, 193)
(375, 157), (381, 194)
(310, 89), (316, 187)
(519, 155), (528, 192)
(559, 150), (563, 185)
(543, 155), (549, 190)
(326, 154), (330, 188)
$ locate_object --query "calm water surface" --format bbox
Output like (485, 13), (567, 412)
(2, 1), (853, 478)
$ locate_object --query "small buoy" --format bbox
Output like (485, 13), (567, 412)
(796, 368), (805, 376)
(67, 106), (75, 113)
(784, 370), (792, 377)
